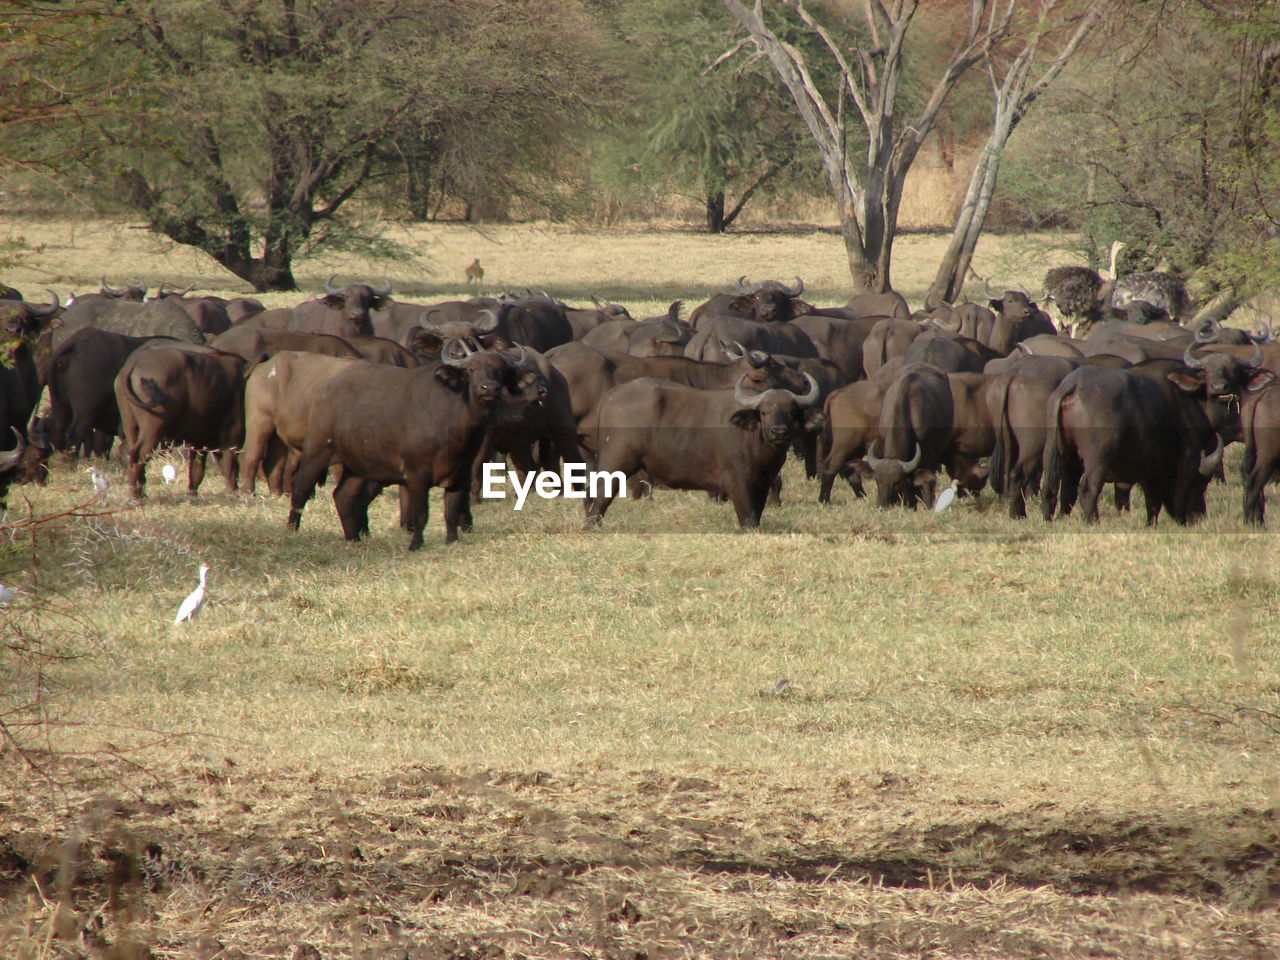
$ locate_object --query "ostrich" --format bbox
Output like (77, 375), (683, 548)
(1042, 240), (1126, 335)
(1110, 266), (1192, 321)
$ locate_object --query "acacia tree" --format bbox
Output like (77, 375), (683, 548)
(926, 0), (1107, 308)
(720, 0), (1019, 292)
(16, 0), (611, 291)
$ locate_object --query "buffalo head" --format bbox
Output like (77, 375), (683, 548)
(862, 440), (935, 509)
(100, 277), (147, 301)
(729, 372), (819, 446)
(322, 275), (393, 332)
(437, 338), (541, 414)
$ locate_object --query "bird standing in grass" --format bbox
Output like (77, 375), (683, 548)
(162, 463), (178, 484)
(174, 564), (210, 624)
(87, 466), (109, 497)
(933, 479), (961, 513)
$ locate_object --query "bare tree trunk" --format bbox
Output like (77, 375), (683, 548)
(719, 0), (1006, 294)
(926, 1), (1106, 308)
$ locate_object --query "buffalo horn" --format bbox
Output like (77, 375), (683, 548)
(667, 300), (683, 321)
(1194, 319), (1221, 344)
(590, 295), (604, 310)
(324, 274), (341, 295)
(1182, 342), (1206, 368)
(784, 276), (805, 298)
(475, 308), (501, 333)
(734, 275), (749, 293)
(376, 277), (393, 297)
(506, 344), (531, 369)
(29, 290), (60, 319)
(720, 339), (744, 361)
(1247, 339), (1264, 367)
(0, 428), (25, 473)
(440, 338), (474, 367)
(100, 276), (122, 295)
(866, 440), (921, 472)
(1198, 433), (1224, 477)
(733, 374), (768, 409)
(791, 371), (820, 408)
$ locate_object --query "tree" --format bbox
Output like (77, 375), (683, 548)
(926, 0), (1107, 308)
(994, 0), (1280, 314)
(719, 0), (1017, 292)
(10, 0), (613, 291)
(602, 0), (812, 233)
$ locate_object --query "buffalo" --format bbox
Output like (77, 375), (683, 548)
(287, 345), (538, 549)
(585, 373), (820, 528)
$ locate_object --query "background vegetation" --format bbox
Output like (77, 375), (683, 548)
(3, 0), (1279, 305)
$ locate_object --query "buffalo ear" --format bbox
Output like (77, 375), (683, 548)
(911, 468), (936, 485)
(729, 409), (761, 430)
(852, 460), (875, 479)
(988, 299), (1002, 311)
(434, 364), (469, 391)
(1166, 370), (1204, 393)
(1246, 370), (1277, 392)
(322, 293), (345, 309)
(370, 295), (389, 310)
(803, 409), (827, 434)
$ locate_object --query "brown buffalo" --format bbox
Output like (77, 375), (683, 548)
(115, 343), (247, 499)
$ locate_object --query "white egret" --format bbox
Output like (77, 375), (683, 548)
(162, 464), (178, 484)
(174, 564), (210, 624)
(933, 479), (961, 513)
(87, 466), (109, 496)
(0, 582), (15, 605)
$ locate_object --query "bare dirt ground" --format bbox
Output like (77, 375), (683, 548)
(2, 757), (1278, 959)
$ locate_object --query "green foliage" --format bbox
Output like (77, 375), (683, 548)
(6, 0), (617, 288)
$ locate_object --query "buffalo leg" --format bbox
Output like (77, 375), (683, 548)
(444, 486), (472, 534)
(333, 472), (369, 541)
(404, 476), (431, 550)
(217, 450), (239, 494)
(1139, 481), (1162, 526)
(287, 452), (330, 531)
(1077, 469), (1103, 524)
(187, 451), (206, 495)
(1113, 483), (1132, 514)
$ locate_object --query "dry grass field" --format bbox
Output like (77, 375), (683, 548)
(1, 218), (1278, 958)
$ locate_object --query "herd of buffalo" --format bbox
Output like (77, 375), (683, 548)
(1, 267), (1278, 549)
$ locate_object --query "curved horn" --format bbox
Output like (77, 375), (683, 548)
(1194, 319), (1221, 344)
(475, 308), (501, 333)
(29, 289), (60, 319)
(1247, 339), (1264, 367)
(732, 374), (767, 409)
(0, 428), (25, 473)
(719, 339), (743, 361)
(734, 275), (749, 293)
(900, 442), (922, 473)
(590, 295), (604, 310)
(1016, 341), (1034, 356)
(506, 343), (531, 369)
(791, 371), (820, 408)
(1198, 433), (1224, 477)
(864, 439), (886, 469)
(1182, 342), (1206, 369)
(440, 337), (474, 367)
(784, 276), (804, 298)
(100, 276), (123, 295)
(376, 277), (392, 297)
(667, 300), (683, 321)
(325, 274), (340, 295)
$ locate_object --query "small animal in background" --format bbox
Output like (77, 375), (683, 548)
(465, 258), (484, 286)
(174, 563), (210, 624)
(933, 478), (961, 513)
(87, 466), (109, 497)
